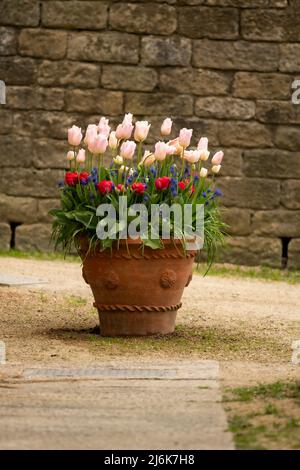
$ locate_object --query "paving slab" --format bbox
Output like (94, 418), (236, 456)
(0, 273), (47, 287)
(0, 360), (234, 450)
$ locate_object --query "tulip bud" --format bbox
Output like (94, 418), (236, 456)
(179, 128), (193, 148)
(67, 150), (75, 161)
(199, 167), (208, 178)
(120, 140), (136, 160)
(68, 125), (82, 146)
(134, 121), (151, 142)
(76, 148), (86, 164)
(113, 155), (123, 165)
(211, 150), (224, 165)
(212, 165), (221, 174)
(109, 131), (118, 150)
(98, 117), (110, 137)
(141, 150), (155, 166)
(161, 117), (172, 136)
(184, 150), (201, 163)
(154, 141), (168, 161)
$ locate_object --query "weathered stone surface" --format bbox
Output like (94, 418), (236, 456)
(243, 149), (300, 179)
(205, 0), (287, 6)
(274, 126), (300, 151)
(221, 208), (252, 236)
(6, 87), (64, 111)
(281, 180), (300, 209)
(13, 111), (79, 139)
(141, 36), (192, 66)
(217, 177), (280, 209)
(215, 148), (242, 176)
(15, 224), (53, 252)
(233, 72), (292, 100)
(193, 40), (279, 71)
(0, 27), (17, 55)
(65, 89), (123, 114)
(159, 68), (231, 96)
(68, 32), (139, 64)
(288, 239), (300, 269)
(256, 100), (300, 124)
(0, 194), (38, 223)
(0, 110), (13, 134)
(125, 92), (193, 116)
(102, 65), (157, 91)
(38, 60), (100, 88)
(220, 236), (281, 267)
(0, 0), (40, 27)
(241, 8), (300, 41)
(42, 1), (108, 30)
(0, 168), (63, 198)
(33, 139), (69, 169)
(195, 97), (255, 120)
(110, 3), (176, 34)
(0, 57), (37, 85)
(279, 44), (300, 72)
(0, 135), (32, 167)
(218, 121), (273, 148)
(178, 6), (238, 39)
(38, 199), (61, 222)
(0, 223), (10, 251)
(19, 28), (67, 59)
(252, 210), (300, 237)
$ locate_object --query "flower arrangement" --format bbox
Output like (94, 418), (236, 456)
(50, 114), (226, 266)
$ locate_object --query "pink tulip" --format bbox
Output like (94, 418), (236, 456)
(161, 118), (172, 136)
(67, 150), (75, 161)
(179, 128), (193, 148)
(108, 131), (118, 150)
(197, 137), (208, 151)
(184, 150), (201, 163)
(211, 150), (224, 165)
(68, 125), (82, 146)
(141, 150), (155, 166)
(115, 122), (134, 140)
(76, 148), (86, 164)
(98, 117), (110, 137)
(84, 124), (98, 147)
(154, 141), (168, 161)
(167, 138), (182, 155)
(89, 134), (108, 154)
(165, 145), (177, 155)
(212, 164), (221, 174)
(134, 121), (151, 142)
(120, 140), (136, 160)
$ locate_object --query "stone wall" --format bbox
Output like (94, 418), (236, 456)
(0, 0), (300, 267)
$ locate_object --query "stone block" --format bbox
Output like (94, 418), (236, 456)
(256, 100), (300, 124)
(38, 199), (61, 222)
(0, 57), (37, 85)
(110, 3), (176, 34)
(0, 168), (63, 198)
(68, 31), (139, 64)
(279, 44), (300, 72)
(0, 135), (33, 167)
(252, 209), (300, 237)
(178, 6), (238, 39)
(125, 92), (193, 116)
(13, 111), (78, 139)
(193, 40), (279, 71)
(141, 36), (192, 66)
(0, 0), (40, 27)
(274, 126), (300, 151)
(218, 121), (273, 148)
(241, 8), (300, 41)
(0, 194), (38, 223)
(195, 97), (255, 120)
(288, 239), (300, 269)
(15, 224), (53, 252)
(205, 1), (287, 5)
(6, 87), (64, 111)
(214, 148), (243, 176)
(102, 65), (157, 91)
(0, 27), (17, 55)
(159, 68), (231, 96)
(19, 28), (67, 59)
(42, 1), (108, 30)
(217, 177), (280, 209)
(33, 139), (68, 169)
(0, 110), (13, 134)
(38, 60), (100, 88)
(65, 89), (123, 115)
(243, 149), (300, 179)
(220, 236), (281, 267)
(233, 72), (292, 100)
(281, 180), (300, 209)
(0, 223), (11, 251)
(221, 208), (252, 236)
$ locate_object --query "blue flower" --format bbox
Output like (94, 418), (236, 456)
(193, 175), (199, 183)
(202, 191), (207, 198)
(80, 179), (88, 186)
(58, 180), (64, 188)
(150, 166), (157, 177)
(171, 186), (178, 197)
(91, 167), (98, 176)
(133, 170), (138, 178)
(214, 188), (222, 197)
(170, 165), (177, 175)
(143, 194), (149, 202)
(205, 200), (210, 206)
(184, 166), (190, 177)
(127, 176), (133, 184)
(170, 178), (178, 186)
(207, 188), (211, 193)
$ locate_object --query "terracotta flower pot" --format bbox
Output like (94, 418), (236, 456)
(78, 238), (196, 337)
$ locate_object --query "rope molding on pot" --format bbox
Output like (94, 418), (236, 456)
(93, 302), (182, 313)
(80, 250), (196, 260)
